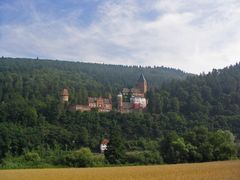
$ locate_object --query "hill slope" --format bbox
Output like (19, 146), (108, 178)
(0, 57), (239, 168)
(147, 63), (240, 137)
(0, 57), (189, 105)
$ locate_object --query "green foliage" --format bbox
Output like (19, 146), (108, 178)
(91, 154), (106, 167)
(61, 148), (97, 167)
(148, 63), (240, 138)
(0, 153), (51, 169)
(24, 152), (41, 162)
(161, 132), (189, 163)
(126, 151), (163, 165)
(1, 154), (29, 169)
(105, 129), (126, 164)
(210, 130), (237, 160)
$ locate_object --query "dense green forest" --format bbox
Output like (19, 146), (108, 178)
(147, 64), (240, 138)
(0, 57), (239, 168)
(0, 57), (188, 104)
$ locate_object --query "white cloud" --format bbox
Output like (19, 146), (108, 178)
(0, 0), (240, 73)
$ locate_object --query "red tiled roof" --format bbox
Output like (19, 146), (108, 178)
(61, 89), (69, 96)
(101, 139), (109, 145)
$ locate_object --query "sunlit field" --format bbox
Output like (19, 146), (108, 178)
(1, 160), (239, 180)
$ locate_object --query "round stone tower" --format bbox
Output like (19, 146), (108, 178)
(60, 88), (69, 102)
(117, 93), (123, 111)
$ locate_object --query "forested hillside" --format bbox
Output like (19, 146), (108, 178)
(0, 57), (188, 105)
(147, 63), (240, 138)
(0, 57), (239, 168)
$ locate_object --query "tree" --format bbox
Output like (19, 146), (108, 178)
(161, 131), (188, 163)
(104, 129), (126, 164)
(184, 126), (214, 161)
(210, 130), (237, 160)
(0, 124), (10, 159)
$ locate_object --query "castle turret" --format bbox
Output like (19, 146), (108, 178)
(60, 88), (69, 102)
(117, 93), (123, 110)
(136, 73), (147, 94)
(108, 94), (112, 103)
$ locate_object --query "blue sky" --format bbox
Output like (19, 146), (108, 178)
(0, 0), (240, 73)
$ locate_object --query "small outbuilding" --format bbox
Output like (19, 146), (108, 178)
(100, 139), (109, 153)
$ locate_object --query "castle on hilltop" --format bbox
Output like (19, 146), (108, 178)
(60, 74), (148, 113)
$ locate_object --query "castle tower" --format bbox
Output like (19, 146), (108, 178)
(136, 73), (147, 94)
(108, 94), (112, 103)
(117, 93), (123, 111)
(60, 88), (69, 102)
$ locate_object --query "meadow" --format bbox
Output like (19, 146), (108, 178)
(0, 160), (239, 180)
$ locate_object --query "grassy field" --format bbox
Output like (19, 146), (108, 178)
(0, 160), (239, 180)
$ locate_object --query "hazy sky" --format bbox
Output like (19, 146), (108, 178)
(0, 0), (240, 74)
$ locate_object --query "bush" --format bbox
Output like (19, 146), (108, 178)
(210, 130), (237, 160)
(126, 151), (163, 165)
(0, 154), (26, 169)
(126, 151), (145, 164)
(61, 148), (94, 167)
(0, 152), (50, 169)
(143, 151), (163, 164)
(92, 154), (106, 167)
(24, 152), (41, 162)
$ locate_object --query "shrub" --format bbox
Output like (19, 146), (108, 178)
(126, 151), (163, 165)
(92, 154), (106, 167)
(61, 148), (94, 167)
(24, 152), (41, 162)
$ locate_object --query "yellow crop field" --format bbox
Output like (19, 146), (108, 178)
(0, 160), (240, 180)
